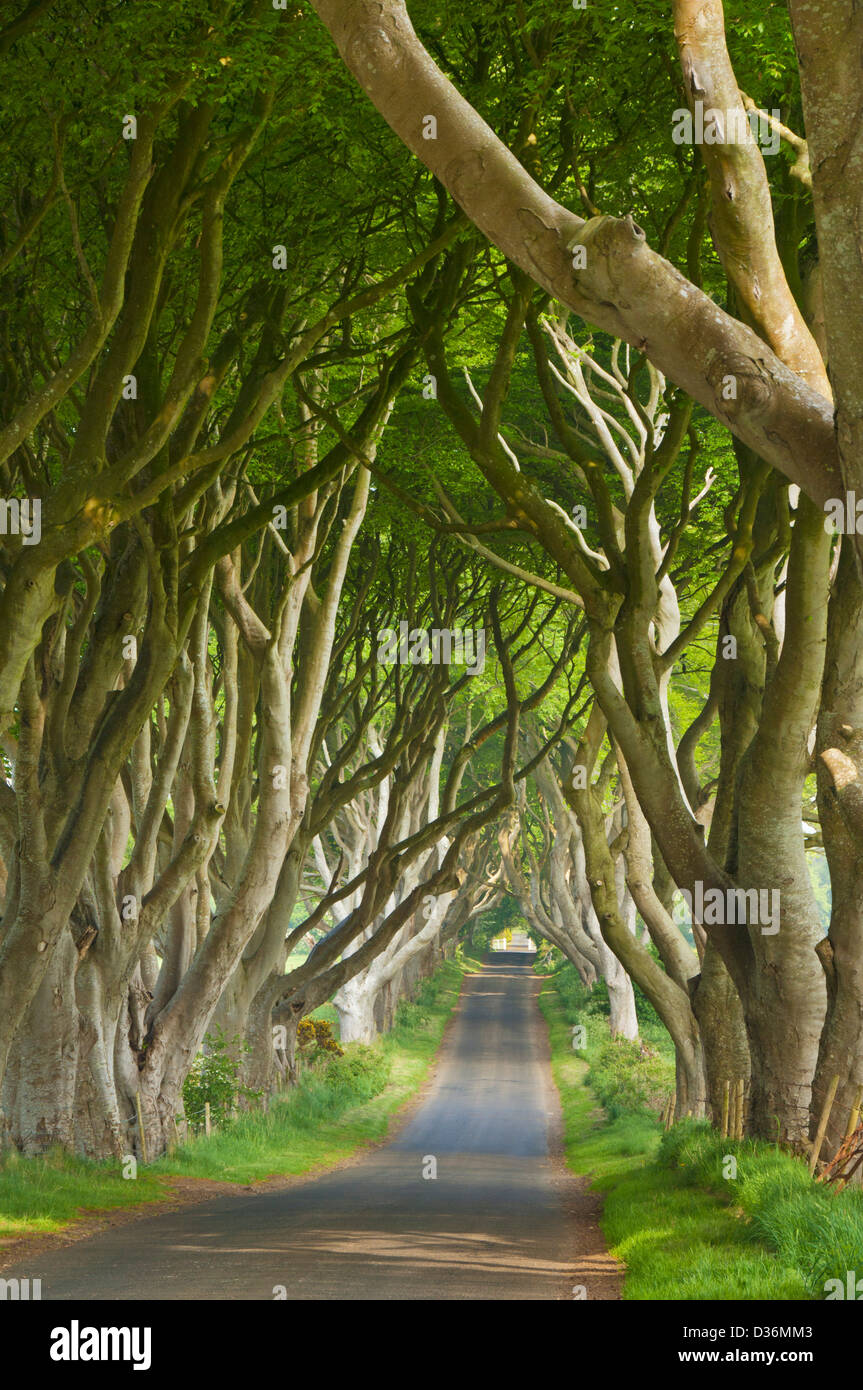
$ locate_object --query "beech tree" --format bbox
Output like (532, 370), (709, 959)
(0, 0), (471, 1155)
(2, 0), (862, 1172)
(304, 0), (863, 1152)
(499, 746), (640, 1042)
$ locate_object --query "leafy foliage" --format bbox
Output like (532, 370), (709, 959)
(587, 1035), (674, 1121)
(320, 1044), (390, 1101)
(297, 1018), (343, 1061)
(182, 1028), (262, 1129)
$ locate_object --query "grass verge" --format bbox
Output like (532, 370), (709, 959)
(539, 966), (820, 1300)
(0, 951), (480, 1246)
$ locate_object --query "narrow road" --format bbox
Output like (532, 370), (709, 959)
(7, 956), (621, 1300)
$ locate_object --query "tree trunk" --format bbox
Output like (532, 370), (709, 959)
(690, 940), (750, 1126)
(2, 933), (79, 1153)
(812, 546), (863, 1158)
(335, 974), (379, 1045)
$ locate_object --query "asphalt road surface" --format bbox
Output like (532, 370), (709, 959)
(7, 955), (621, 1300)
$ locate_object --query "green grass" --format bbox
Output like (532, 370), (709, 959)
(0, 951), (479, 1246)
(0, 1147), (168, 1243)
(539, 969), (811, 1300)
(660, 1121), (863, 1300)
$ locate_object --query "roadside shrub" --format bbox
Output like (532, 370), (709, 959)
(395, 998), (430, 1030)
(415, 972), (446, 1009)
(587, 1034), (674, 1120)
(297, 1018), (343, 1061)
(182, 1027), (262, 1128)
(657, 1117), (718, 1171)
(554, 963), (610, 1024)
(393, 970), (449, 1030)
(322, 1043), (390, 1101)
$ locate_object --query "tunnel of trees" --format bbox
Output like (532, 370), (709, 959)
(0, 0), (861, 1172)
